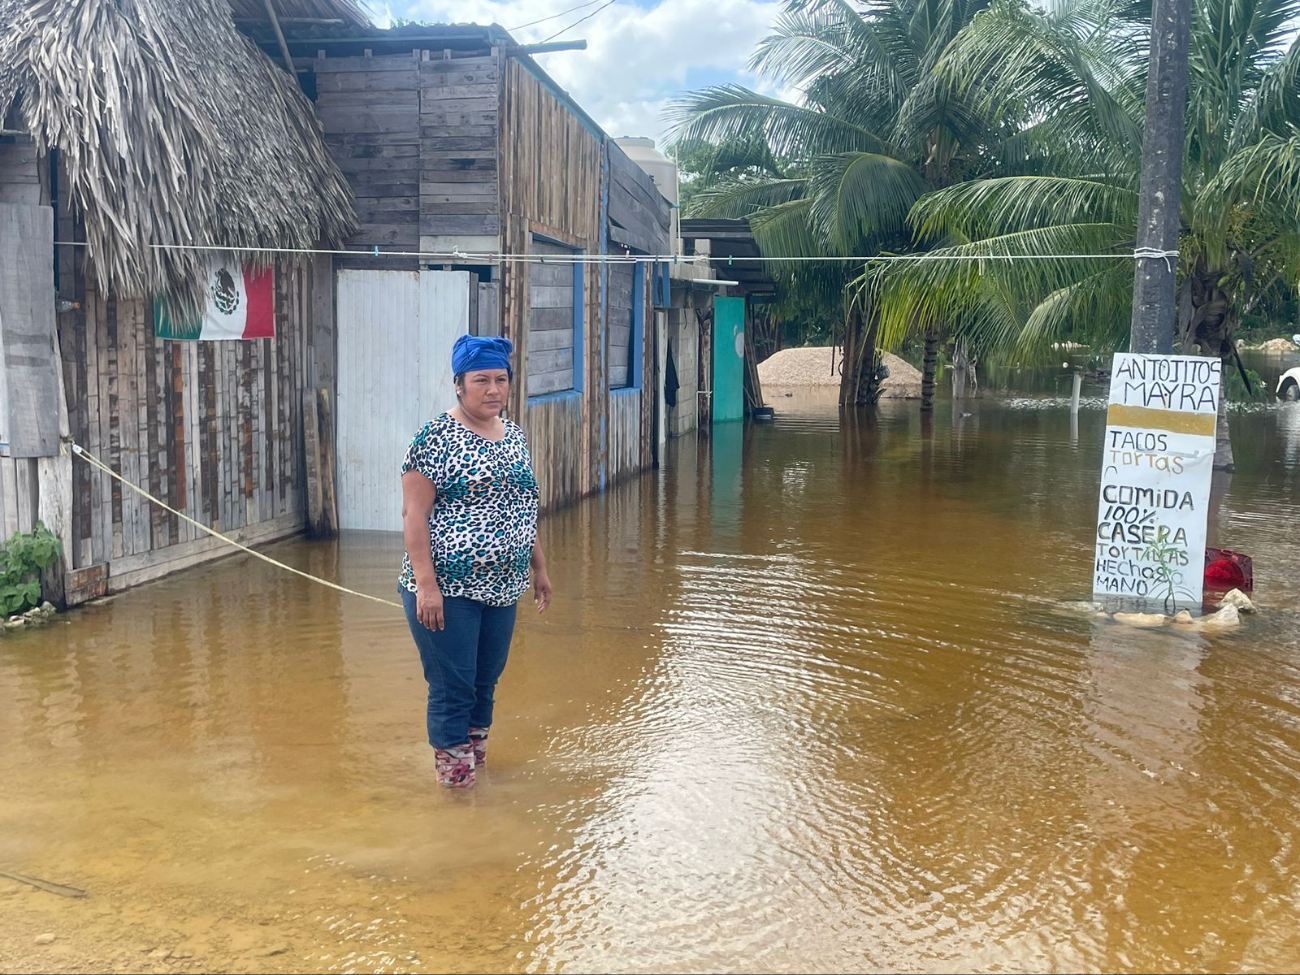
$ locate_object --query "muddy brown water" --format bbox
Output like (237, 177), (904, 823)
(3, 387), (1300, 974)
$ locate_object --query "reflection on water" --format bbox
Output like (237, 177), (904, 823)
(3, 389), (1300, 973)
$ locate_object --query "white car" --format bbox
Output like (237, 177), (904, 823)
(1280, 366), (1300, 401)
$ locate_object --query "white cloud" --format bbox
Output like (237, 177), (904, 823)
(391, 0), (782, 143)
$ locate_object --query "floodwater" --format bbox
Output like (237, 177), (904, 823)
(4, 379), (1300, 974)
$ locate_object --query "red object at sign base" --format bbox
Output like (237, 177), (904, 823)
(1205, 547), (1253, 592)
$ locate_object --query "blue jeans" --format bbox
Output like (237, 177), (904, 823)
(400, 588), (518, 750)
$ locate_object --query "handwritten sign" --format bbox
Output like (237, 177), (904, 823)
(1093, 354), (1221, 607)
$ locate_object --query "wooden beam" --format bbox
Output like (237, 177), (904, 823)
(262, 0), (297, 76)
(517, 40), (588, 55)
(235, 16), (345, 24)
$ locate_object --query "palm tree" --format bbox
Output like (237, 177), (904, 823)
(669, 0), (1013, 408)
(870, 0), (1300, 467)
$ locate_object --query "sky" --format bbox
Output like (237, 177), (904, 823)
(382, 0), (784, 145)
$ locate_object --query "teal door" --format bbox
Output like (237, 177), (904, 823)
(712, 296), (745, 423)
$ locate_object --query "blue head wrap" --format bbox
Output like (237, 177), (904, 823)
(452, 334), (514, 379)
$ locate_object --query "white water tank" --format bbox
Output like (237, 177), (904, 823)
(615, 137), (681, 254)
(615, 136), (678, 206)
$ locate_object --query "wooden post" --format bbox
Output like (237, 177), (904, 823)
(951, 338), (970, 400)
(697, 302), (713, 430)
(37, 333), (72, 609)
(302, 387), (323, 535)
(307, 252), (336, 392)
(302, 387), (337, 539)
(316, 388), (338, 536)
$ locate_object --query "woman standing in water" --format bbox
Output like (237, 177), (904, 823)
(399, 334), (551, 788)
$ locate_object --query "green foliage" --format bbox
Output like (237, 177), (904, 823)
(669, 0), (1012, 332)
(674, 136), (787, 214)
(1227, 363), (1266, 399)
(0, 522), (62, 616)
(673, 0), (1300, 394)
(872, 0), (1300, 361)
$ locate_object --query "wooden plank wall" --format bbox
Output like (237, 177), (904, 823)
(499, 55), (602, 513)
(607, 263), (633, 389)
(527, 240), (577, 397)
(0, 147), (317, 592)
(314, 49), (502, 266)
(607, 142), (671, 255)
(519, 391), (584, 514)
(418, 53), (501, 251)
(0, 145), (48, 544)
(0, 455), (39, 546)
(0, 139), (41, 206)
(59, 259), (312, 585)
(314, 56), (421, 269)
(608, 390), (642, 487)
(604, 142), (670, 478)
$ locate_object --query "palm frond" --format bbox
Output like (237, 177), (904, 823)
(1015, 262), (1133, 355)
(753, 0), (916, 104)
(687, 177), (810, 218)
(1232, 33), (1300, 149)
(666, 84), (894, 157)
(910, 175), (1138, 243)
(748, 197), (840, 269)
(937, 0), (1144, 156)
(807, 151), (927, 251)
(870, 221), (1133, 351)
(1194, 129), (1300, 231)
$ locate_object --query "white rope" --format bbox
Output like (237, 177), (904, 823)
(1132, 246), (1180, 272)
(70, 441), (402, 609)
(49, 239), (1169, 267)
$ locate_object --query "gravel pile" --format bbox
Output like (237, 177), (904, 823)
(1253, 337), (1300, 355)
(758, 346), (923, 398)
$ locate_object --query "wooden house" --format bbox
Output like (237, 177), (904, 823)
(0, 8), (676, 602)
(0, 0), (362, 603)
(286, 23), (674, 525)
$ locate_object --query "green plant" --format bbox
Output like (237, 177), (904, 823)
(1227, 363), (1266, 399)
(1142, 535), (1198, 614)
(0, 522), (62, 616)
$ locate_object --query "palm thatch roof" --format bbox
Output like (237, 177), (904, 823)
(0, 0), (359, 307)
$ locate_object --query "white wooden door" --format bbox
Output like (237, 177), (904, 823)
(336, 269), (470, 531)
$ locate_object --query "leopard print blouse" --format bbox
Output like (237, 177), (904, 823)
(399, 413), (539, 606)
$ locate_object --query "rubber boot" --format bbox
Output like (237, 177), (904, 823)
(434, 742), (476, 788)
(469, 726), (489, 768)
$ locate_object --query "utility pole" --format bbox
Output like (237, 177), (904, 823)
(1129, 0), (1192, 355)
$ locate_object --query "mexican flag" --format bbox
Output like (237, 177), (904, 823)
(155, 257), (275, 340)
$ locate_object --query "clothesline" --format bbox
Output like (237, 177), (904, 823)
(50, 239), (1179, 267)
